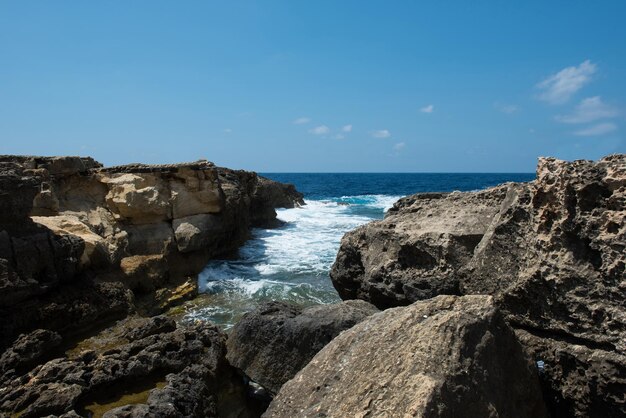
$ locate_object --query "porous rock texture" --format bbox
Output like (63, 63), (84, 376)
(330, 154), (626, 417)
(0, 155), (303, 348)
(330, 187), (509, 308)
(265, 295), (547, 418)
(226, 300), (379, 394)
(0, 316), (251, 418)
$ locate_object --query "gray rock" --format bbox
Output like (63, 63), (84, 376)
(329, 154), (626, 417)
(226, 300), (379, 394)
(265, 295), (547, 418)
(330, 187), (508, 308)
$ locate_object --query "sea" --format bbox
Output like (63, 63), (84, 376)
(182, 173), (535, 328)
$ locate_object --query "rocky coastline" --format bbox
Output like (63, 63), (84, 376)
(1, 154), (624, 417)
(0, 155), (303, 417)
(326, 154), (625, 417)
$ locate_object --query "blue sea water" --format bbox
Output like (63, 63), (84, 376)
(183, 173), (534, 328)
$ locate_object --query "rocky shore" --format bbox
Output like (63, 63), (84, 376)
(326, 154), (625, 417)
(0, 155), (302, 417)
(1, 154), (624, 417)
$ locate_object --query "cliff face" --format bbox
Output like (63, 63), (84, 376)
(330, 154), (625, 417)
(0, 155), (303, 347)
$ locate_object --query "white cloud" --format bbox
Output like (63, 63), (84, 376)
(223, 128), (232, 133)
(393, 142), (405, 151)
(293, 117), (311, 125)
(495, 103), (519, 114)
(555, 96), (618, 124)
(334, 134), (345, 139)
(536, 60), (596, 104)
(573, 122), (617, 136)
(309, 125), (330, 135)
(420, 104), (434, 113)
(342, 124), (352, 132)
(371, 129), (391, 138)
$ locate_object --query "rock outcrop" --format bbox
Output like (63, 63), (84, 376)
(330, 154), (626, 417)
(331, 186), (509, 308)
(226, 300), (379, 394)
(0, 316), (251, 418)
(265, 295), (547, 418)
(0, 155), (303, 348)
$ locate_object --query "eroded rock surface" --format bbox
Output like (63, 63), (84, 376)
(0, 155), (303, 348)
(331, 187), (509, 308)
(226, 300), (378, 394)
(330, 154), (626, 417)
(265, 295), (547, 418)
(0, 316), (242, 418)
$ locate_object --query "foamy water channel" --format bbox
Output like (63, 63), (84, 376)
(180, 195), (400, 328)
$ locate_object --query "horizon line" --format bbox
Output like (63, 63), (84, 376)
(259, 171), (536, 175)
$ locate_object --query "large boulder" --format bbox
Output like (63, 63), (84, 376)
(265, 295), (547, 418)
(329, 154), (626, 417)
(226, 300), (378, 394)
(331, 187), (508, 308)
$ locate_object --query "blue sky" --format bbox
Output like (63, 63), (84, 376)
(1, 1), (625, 172)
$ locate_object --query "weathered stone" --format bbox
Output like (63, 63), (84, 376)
(124, 222), (175, 255)
(226, 300), (378, 394)
(32, 215), (109, 267)
(265, 295), (547, 418)
(101, 173), (172, 223)
(38, 156), (99, 176)
(119, 254), (168, 292)
(0, 329), (61, 381)
(0, 154), (303, 392)
(173, 214), (223, 253)
(330, 154), (626, 417)
(170, 167), (223, 218)
(331, 186), (508, 308)
(0, 317), (231, 418)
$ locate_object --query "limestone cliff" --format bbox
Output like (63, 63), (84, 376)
(0, 155), (303, 348)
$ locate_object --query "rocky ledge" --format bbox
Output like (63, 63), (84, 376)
(0, 155), (303, 349)
(0, 315), (263, 417)
(330, 154), (625, 417)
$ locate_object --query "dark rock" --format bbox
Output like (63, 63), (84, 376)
(0, 329), (62, 380)
(226, 300), (378, 394)
(0, 316), (231, 418)
(265, 295), (547, 418)
(250, 176), (304, 228)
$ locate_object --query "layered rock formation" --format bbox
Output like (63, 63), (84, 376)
(330, 154), (626, 417)
(0, 155), (303, 348)
(266, 295), (547, 418)
(226, 300), (378, 394)
(0, 316), (256, 417)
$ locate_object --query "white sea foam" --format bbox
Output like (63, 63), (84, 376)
(188, 195), (402, 327)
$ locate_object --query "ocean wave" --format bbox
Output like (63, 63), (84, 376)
(193, 194), (399, 326)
